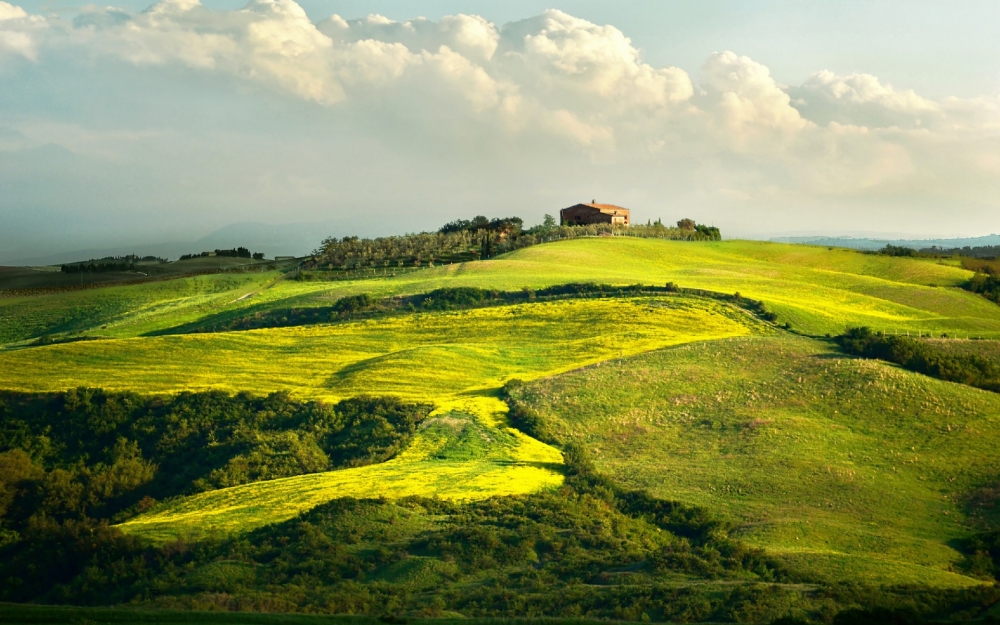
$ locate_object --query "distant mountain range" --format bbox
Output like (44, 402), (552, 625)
(770, 234), (1000, 251)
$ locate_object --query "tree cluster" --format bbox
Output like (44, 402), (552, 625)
(174, 282), (778, 335)
(60, 262), (136, 274)
(921, 244), (1000, 258)
(306, 215), (722, 275)
(0, 389), (431, 538)
(876, 244), (918, 257)
(438, 216), (523, 236)
(966, 271), (1000, 304)
(179, 248), (264, 261)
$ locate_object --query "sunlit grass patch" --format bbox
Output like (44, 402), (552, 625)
(119, 397), (563, 543)
(509, 334), (1000, 587)
(0, 297), (757, 401)
(6, 238), (999, 345)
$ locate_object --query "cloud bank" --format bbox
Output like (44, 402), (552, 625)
(1, 0), (998, 259)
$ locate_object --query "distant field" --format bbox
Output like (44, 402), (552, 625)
(0, 256), (287, 291)
(0, 271), (277, 345)
(3, 239), (997, 346)
(508, 335), (1000, 588)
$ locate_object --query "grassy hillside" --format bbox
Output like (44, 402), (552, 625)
(3, 239), (998, 346)
(0, 296), (757, 542)
(3, 237), (1000, 615)
(507, 335), (1000, 587)
(0, 272), (278, 345)
(0, 297), (756, 401)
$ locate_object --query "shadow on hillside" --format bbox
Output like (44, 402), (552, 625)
(142, 301), (309, 337)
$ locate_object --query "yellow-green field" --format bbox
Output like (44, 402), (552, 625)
(3, 239), (998, 345)
(120, 397), (563, 543)
(0, 295), (757, 542)
(3, 238), (999, 589)
(0, 297), (756, 401)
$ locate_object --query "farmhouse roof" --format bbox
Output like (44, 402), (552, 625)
(578, 202), (629, 214)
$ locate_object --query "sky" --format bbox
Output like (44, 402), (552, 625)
(2, 0), (1000, 262)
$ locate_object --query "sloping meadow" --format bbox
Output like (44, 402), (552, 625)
(506, 334), (1000, 588)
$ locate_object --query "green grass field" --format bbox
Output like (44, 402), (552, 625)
(508, 334), (1000, 587)
(0, 295), (754, 542)
(3, 239), (998, 346)
(3, 238), (1000, 595)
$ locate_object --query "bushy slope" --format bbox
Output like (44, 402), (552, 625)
(119, 398), (563, 542)
(507, 335), (1000, 587)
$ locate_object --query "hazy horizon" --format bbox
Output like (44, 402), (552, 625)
(2, 0), (1000, 262)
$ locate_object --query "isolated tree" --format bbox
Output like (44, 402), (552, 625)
(677, 218), (696, 230)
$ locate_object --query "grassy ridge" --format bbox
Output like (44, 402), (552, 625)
(0, 272), (277, 345)
(3, 239), (998, 346)
(0, 298), (756, 401)
(507, 335), (1000, 587)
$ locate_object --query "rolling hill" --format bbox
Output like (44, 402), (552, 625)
(2, 236), (1000, 620)
(2, 239), (997, 349)
(506, 334), (1000, 587)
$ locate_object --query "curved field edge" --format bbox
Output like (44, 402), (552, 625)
(110, 296), (761, 542)
(119, 397), (564, 543)
(0, 297), (762, 401)
(4, 239), (998, 345)
(507, 334), (1000, 588)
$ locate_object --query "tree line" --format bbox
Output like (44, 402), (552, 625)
(179, 247), (265, 261)
(59, 255), (167, 274)
(60, 261), (136, 274)
(163, 282), (781, 335)
(305, 215), (721, 275)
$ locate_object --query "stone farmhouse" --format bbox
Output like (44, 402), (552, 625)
(559, 201), (630, 226)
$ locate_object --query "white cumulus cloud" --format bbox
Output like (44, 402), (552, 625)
(2, 0), (1000, 239)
